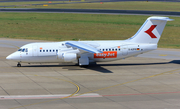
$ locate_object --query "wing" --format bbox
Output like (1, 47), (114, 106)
(65, 41), (103, 53)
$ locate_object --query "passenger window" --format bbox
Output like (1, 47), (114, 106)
(106, 49), (108, 51)
(50, 50), (51, 52)
(46, 50), (48, 52)
(40, 50), (42, 52)
(56, 50), (58, 52)
(53, 50), (55, 52)
(119, 48), (120, 51)
(112, 49), (114, 51)
(109, 49), (111, 51)
(43, 50), (45, 52)
(102, 49), (104, 51)
(115, 49), (117, 51)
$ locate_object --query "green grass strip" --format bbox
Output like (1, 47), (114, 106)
(0, 13), (180, 48)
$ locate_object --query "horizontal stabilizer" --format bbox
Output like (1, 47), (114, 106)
(147, 16), (173, 21)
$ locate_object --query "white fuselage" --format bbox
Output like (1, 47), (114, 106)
(7, 40), (157, 64)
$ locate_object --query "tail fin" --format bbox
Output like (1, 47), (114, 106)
(129, 16), (173, 44)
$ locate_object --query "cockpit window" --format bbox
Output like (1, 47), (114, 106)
(25, 48), (28, 52)
(22, 48), (25, 52)
(18, 49), (22, 51)
(18, 48), (28, 52)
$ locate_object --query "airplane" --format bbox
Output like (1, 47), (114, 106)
(6, 16), (173, 67)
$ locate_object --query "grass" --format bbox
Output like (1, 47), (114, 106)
(1, 1), (180, 12)
(0, 13), (180, 48)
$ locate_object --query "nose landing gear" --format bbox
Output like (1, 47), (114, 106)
(17, 62), (21, 67)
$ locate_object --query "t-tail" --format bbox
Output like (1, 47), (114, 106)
(128, 16), (173, 44)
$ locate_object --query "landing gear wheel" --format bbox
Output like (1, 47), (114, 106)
(17, 63), (21, 67)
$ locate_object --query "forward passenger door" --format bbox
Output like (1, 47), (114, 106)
(32, 46), (38, 56)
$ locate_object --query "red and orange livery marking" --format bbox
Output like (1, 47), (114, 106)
(94, 51), (117, 58)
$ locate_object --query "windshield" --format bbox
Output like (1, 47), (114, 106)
(22, 48), (25, 52)
(18, 49), (22, 51)
(18, 48), (28, 52)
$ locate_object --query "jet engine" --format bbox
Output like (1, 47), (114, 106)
(58, 52), (77, 62)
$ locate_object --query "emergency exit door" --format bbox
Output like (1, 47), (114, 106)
(122, 46), (128, 56)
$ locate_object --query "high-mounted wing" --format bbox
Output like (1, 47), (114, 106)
(65, 41), (102, 53)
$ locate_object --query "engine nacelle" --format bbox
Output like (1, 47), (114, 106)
(58, 52), (77, 62)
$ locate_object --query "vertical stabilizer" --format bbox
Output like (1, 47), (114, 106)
(129, 16), (173, 44)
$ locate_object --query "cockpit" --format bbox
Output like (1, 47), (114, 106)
(18, 48), (28, 52)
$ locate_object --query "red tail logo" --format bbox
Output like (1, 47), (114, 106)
(145, 25), (157, 38)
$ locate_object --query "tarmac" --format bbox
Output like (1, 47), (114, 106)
(1, 38), (180, 109)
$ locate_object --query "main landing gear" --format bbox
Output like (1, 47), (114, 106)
(17, 62), (21, 67)
(78, 56), (89, 67)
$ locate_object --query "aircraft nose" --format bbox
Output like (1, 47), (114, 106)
(6, 52), (20, 61)
(6, 55), (12, 60)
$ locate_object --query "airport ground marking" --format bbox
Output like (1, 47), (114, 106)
(72, 68), (180, 98)
(102, 91), (180, 97)
(37, 75), (80, 98)
(159, 54), (167, 56)
(0, 93), (101, 100)
(0, 43), (20, 49)
(10, 68), (180, 109)
(0, 57), (6, 59)
(9, 74), (80, 109)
